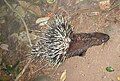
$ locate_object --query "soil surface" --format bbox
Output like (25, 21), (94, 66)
(52, 0), (120, 81)
(0, 0), (120, 81)
(54, 17), (120, 81)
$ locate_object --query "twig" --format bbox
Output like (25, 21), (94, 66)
(32, 63), (48, 74)
(4, 0), (33, 81)
(4, 0), (32, 46)
(109, 3), (120, 11)
(14, 58), (32, 81)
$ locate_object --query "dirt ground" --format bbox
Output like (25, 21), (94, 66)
(54, 21), (120, 81)
(52, 1), (120, 81)
(0, 0), (120, 81)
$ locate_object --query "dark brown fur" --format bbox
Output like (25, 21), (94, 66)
(66, 32), (110, 58)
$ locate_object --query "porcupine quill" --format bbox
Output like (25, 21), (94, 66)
(31, 15), (73, 66)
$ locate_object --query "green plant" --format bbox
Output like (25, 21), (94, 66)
(0, 60), (21, 80)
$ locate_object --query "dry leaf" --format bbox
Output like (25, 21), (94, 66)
(36, 17), (50, 26)
(91, 12), (100, 16)
(117, 76), (120, 81)
(0, 44), (9, 50)
(47, 0), (56, 4)
(76, 0), (84, 4)
(60, 70), (67, 81)
(99, 0), (111, 10)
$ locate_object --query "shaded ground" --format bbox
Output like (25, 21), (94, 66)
(0, 0), (120, 81)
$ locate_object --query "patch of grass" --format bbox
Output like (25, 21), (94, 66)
(0, 60), (21, 81)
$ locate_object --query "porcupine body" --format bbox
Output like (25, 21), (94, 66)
(31, 15), (73, 65)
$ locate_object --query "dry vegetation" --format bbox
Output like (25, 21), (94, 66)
(0, 0), (120, 81)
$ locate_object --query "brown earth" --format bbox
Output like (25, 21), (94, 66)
(52, 0), (120, 81)
(0, 0), (120, 81)
(54, 18), (120, 80)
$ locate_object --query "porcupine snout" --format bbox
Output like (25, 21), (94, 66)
(91, 32), (110, 45)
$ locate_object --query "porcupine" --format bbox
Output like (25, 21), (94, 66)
(31, 15), (73, 66)
(31, 15), (110, 66)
